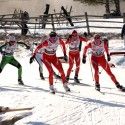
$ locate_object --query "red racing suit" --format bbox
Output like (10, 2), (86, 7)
(33, 37), (67, 85)
(83, 39), (118, 84)
(66, 35), (87, 77)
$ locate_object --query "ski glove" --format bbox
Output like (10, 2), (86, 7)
(84, 32), (88, 38)
(29, 55), (35, 64)
(69, 35), (72, 38)
(107, 54), (111, 61)
(63, 54), (68, 62)
(26, 46), (30, 50)
(82, 55), (86, 64)
(0, 51), (5, 55)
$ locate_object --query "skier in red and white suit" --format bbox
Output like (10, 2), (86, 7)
(32, 31), (70, 94)
(65, 30), (87, 83)
(82, 34), (125, 92)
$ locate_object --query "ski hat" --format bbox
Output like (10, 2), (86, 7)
(49, 31), (57, 37)
(6, 35), (16, 43)
(72, 30), (77, 34)
(72, 30), (78, 37)
(93, 34), (101, 39)
(49, 31), (57, 43)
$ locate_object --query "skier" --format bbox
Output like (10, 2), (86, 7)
(65, 30), (87, 83)
(30, 31), (70, 94)
(29, 41), (45, 80)
(29, 35), (61, 80)
(0, 34), (24, 85)
(82, 34), (125, 92)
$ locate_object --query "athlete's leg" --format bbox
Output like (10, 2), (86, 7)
(0, 56), (8, 73)
(91, 56), (99, 83)
(66, 52), (74, 78)
(99, 56), (118, 83)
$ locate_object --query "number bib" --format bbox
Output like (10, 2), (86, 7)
(91, 41), (104, 56)
(45, 37), (59, 55)
(69, 36), (80, 51)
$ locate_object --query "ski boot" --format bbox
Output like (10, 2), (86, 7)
(95, 83), (100, 91)
(74, 76), (80, 83)
(54, 72), (61, 79)
(66, 76), (69, 82)
(49, 85), (56, 94)
(18, 79), (24, 85)
(116, 83), (125, 92)
(63, 83), (70, 92)
(40, 73), (45, 80)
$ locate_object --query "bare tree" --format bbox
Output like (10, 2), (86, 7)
(105, 0), (110, 14)
(79, 0), (122, 15)
(113, 0), (121, 16)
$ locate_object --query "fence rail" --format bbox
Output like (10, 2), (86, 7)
(0, 12), (125, 34)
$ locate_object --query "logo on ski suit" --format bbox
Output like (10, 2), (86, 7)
(45, 37), (59, 55)
(69, 36), (80, 51)
(3, 43), (17, 56)
(91, 41), (105, 56)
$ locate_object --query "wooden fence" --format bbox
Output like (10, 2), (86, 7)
(0, 12), (125, 35)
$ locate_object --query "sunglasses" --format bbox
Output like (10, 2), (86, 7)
(10, 41), (15, 43)
(72, 33), (77, 37)
(49, 37), (57, 42)
(95, 37), (100, 39)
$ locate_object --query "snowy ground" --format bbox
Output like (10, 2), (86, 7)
(0, 18), (124, 36)
(0, 38), (125, 125)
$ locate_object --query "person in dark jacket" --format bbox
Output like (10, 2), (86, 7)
(121, 24), (125, 44)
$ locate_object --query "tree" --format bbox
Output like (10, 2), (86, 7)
(80, 0), (111, 14)
(79, 0), (122, 16)
(113, 0), (121, 16)
(105, 0), (110, 14)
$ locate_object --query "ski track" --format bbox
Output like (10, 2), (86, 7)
(0, 42), (125, 125)
(1, 80), (125, 125)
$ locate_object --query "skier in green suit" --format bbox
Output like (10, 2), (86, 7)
(0, 34), (24, 85)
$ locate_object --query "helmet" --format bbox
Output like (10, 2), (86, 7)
(49, 31), (57, 37)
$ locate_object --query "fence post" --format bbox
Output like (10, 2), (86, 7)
(123, 13), (125, 23)
(51, 14), (55, 31)
(85, 12), (90, 35)
(123, 13), (125, 47)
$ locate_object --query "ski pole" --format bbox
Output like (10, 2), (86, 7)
(88, 53), (94, 81)
(99, 67), (103, 74)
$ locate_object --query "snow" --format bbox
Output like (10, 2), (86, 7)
(0, 20), (125, 125)
(1, 18), (124, 35)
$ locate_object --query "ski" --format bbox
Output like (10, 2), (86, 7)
(49, 88), (79, 97)
(0, 106), (34, 113)
(95, 89), (105, 95)
(116, 85), (125, 92)
(118, 89), (125, 92)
